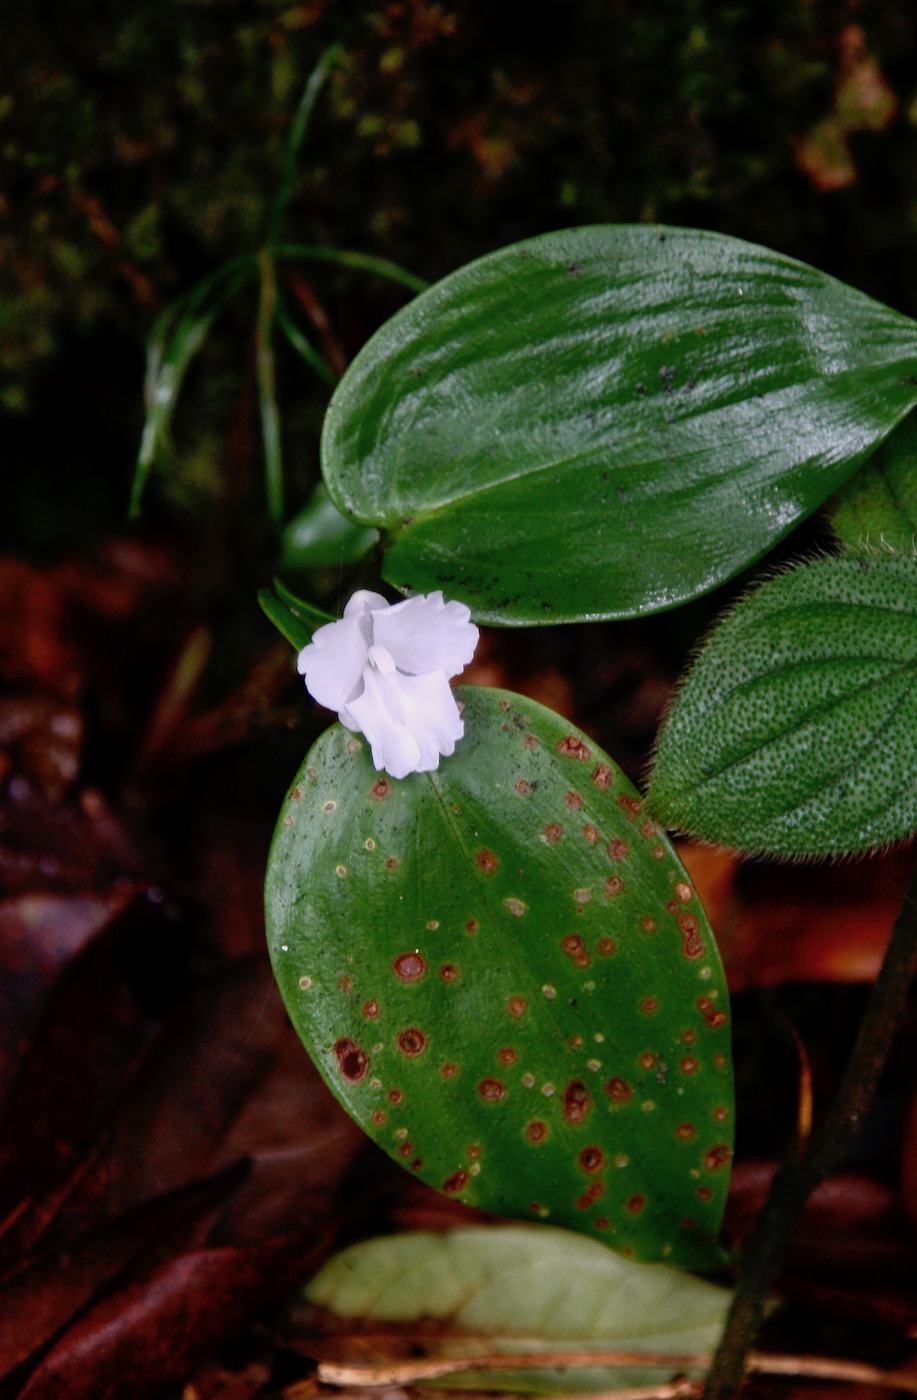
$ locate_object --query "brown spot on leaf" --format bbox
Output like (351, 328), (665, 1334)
(606, 1077), (633, 1102)
(576, 1182), (605, 1209)
(441, 1062), (458, 1079)
(478, 1078), (506, 1102)
(594, 764), (612, 789)
(597, 937), (617, 956)
(515, 779), (530, 794)
(679, 913), (705, 959)
(371, 779), (391, 799)
(476, 849), (498, 874)
(442, 1169), (468, 1194)
(338, 974), (352, 992)
(362, 999), (380, 1019)
(563, 1080), (591, 1123)
(465, 919), (479, 935)
(333, 1038), (368, 1083)
(394, 952), (426, 982)
(582, 823), (599, 843)
(638, 1051), (658, 1071)
(681, 1028), (697, 1045)
(705, 1144), (731, 1172)
(397, 1028), (427, 1057)
(497, 1046), (517, 1066)
(706, 1010), (728, 1029)
(507, 995), (527, 1018)
(579, 1146), (605, 1173)
(675, 882), (693, 903)
(561, 933), (586, 958)
(558, 736), (591, 760)
(384, 856), (399, 871)
(697, 1186), (713, 1201)
(387, 1088), (403, 1104)
(605, 876), (624, 898)
(641, 916), (658, 934)
(371, 1110), (386, 1127)
(680, 1056), (699, 1075)
(676, 1123), (697, 1141)
(543, 822), (562, 842)
(397, 1142), (414, 1158)
(525, 1120), (548, 1144)
(439, 963), (459, 983)
(640, 997), (659, 1016)
(608, 838), (629, 861)
(565, 790), (584, 809)
(626, 1194), (646, 1214)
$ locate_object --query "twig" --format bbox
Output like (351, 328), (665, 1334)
(703, 858), (917, 1400)
(317, 1348), (708, 1386)
(313, 1345), (917, 1393)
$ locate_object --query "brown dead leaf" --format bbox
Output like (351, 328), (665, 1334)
(795, 24), (897, 192)
(678, 844), (914, 990)
(0, 1164), (246, 1383)
(16, 1233), (328, 1400)
(725, 1164), (917, 1283)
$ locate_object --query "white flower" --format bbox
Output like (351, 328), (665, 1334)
(297, 590), (479, 779)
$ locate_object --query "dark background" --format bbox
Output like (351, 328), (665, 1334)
(2, 4), (917, 1397)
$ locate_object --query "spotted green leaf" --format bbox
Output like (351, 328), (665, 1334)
(299, 1225), (733, 1392)
(266, 688), (733, 1269)
(648, 556), (917, 857)
(321, 225), (917, 624)
(830, 410), (917, 557)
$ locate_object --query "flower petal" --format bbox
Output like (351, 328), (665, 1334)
(345, 669), (422, 779)
(297, 613), (368, 712)
(346, 668), (464, 778)
(372, 591), (479, 678)
(342, 589), (390, 620)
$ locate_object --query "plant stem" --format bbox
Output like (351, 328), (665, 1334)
(703, 859), (917, 1400)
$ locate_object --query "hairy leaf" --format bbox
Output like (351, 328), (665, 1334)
(830, 410), (917, 556)
(322, 225), (917, 623)
(649, 556), (917, 857)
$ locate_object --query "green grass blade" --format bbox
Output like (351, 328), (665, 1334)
(130, 255), (255, 516)
(277, 243), (428, 296)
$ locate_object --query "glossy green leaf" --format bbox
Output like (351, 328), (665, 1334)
(281, 484), (379, 569)
(258, 580), (335, 650)
(300, 1225), (733, 1392)
(266, 688), (733, 1269)
(321, 225), (917, 623)
(648, 556), (917, 857)
(830, 410), (917, 556)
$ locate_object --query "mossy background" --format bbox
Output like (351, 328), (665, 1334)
(5, 0), (917, 561)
